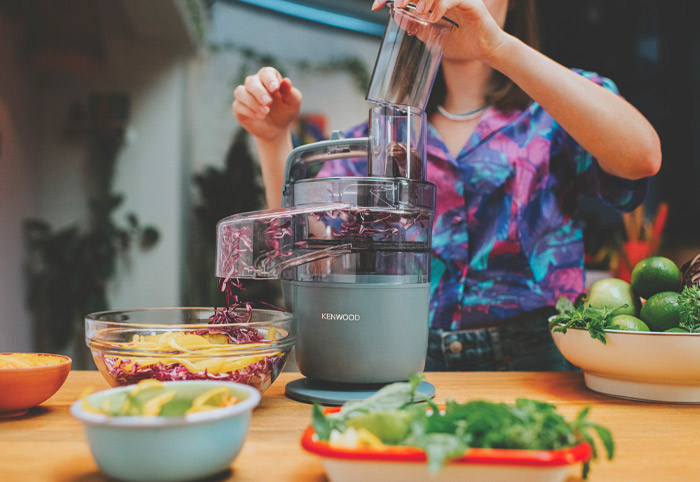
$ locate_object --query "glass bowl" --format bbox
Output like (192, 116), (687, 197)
(85, 307), (295, 394)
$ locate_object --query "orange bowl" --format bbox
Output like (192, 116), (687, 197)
(0, 353), (72, 417)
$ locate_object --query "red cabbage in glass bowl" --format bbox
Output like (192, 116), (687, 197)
(85, 308), (295, 394)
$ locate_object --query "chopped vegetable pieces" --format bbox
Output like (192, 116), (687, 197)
(0, 353), (65, 368)
(81, 380), (239, 417)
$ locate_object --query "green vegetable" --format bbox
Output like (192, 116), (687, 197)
(313, 374), (614, 479)
(549, 296), (627, 344)
(346, 410), (414, 444)
(678, 285), (700, 333)
(311, 373), (425, 441)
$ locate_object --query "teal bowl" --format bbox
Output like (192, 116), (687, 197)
(71, 380), (260, 482)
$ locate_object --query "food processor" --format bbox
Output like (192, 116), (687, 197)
(216, 3), (457, 404)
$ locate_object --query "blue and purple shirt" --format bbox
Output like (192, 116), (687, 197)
(318, 71), (646, 331)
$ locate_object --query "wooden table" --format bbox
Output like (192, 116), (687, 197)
(2, 371), (699, 481)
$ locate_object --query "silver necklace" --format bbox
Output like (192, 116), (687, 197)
(437, 104), (490, 121)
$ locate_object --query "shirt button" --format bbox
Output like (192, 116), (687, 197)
(449, 340), (463, 353)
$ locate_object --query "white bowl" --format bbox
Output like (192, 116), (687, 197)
(551, 328), (700, 403)
(71, 380), (260, 482)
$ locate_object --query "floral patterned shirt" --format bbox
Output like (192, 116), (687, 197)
(317, 71), (646, 330)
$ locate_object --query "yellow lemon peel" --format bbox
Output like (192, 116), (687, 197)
(80, 387), (103, 414)
(142, 391), (177, 416)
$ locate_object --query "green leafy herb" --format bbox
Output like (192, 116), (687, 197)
(312, 375), (614, 479)
(678, 285), (700, 333)
(549, 296), (627, 344)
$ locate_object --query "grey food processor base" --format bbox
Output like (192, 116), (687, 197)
(284, 378), (436, 406)
(288, 279), (430, 384)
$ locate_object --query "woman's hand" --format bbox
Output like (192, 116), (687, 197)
(232, 67), (302, 142)
(372, 0), (509, 64)
(232, 67), (302, 208)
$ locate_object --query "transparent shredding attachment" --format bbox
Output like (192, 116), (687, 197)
(216, 203), (351, 280)
(216, 178), (435, 283)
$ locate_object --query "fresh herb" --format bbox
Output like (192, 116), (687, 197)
(548, 296), (626, 344)
(678, 285), (700, 333)
(312, 375), (614, 479)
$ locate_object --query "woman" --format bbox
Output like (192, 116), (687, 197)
(232, 0), (661, 371)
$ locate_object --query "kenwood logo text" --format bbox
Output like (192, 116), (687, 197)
(320, 313), (360, 321)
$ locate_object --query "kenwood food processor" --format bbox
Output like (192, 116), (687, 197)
(216, 3), (457, 404)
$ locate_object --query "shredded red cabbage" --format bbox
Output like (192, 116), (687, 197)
(102, 355), (282, 390)
(314, 208), (428, 243)
(263, 215), (293, 260)
(218, 224), (254, 281)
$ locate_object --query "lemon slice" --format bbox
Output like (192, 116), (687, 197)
(187, 387), (236, 414)
(142, 391), (177, 416)
(129, 379), (165, 396)
(80, 387), (103, 414)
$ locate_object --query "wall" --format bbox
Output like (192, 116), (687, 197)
(0, 14), (40, 352)
(188, 2), (381, 177)
(0, 4), (191, 354)
(33, 47), (189, 314)
(0, 0), (383, 353)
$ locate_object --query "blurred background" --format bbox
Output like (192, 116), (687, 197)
(0, 0), (698, 366)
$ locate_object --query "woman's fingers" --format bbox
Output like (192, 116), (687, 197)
(429, 2), (450, 22)
(233, 84), (268, 119)
(371, 0), (389, 11)
(258, 66), (283, 94)
(232, 98), (263, 121)
(244, 74), (274, 108)
(414, 0), (434, 15)
(278, 78), (302, 106)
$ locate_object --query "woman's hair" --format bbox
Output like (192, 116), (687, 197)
(426, 0), (540, 115)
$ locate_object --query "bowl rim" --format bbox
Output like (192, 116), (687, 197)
(550, 325), (700, 336)
(70, 380), (261, 427)
(301, 407), (592, 467)
(0, 353), (72, 372)
(85, 306), (295, 330)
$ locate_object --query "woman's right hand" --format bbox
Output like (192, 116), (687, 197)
(232, 67), (302, 142)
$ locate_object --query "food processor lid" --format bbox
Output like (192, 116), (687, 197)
(288, 176), (435, 212)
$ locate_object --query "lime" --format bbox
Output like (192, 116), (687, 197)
(346, 410), (413, 444)
(664, 327), (689, 333)
(630, 256), (681, 299)
(586, 278), (640, 316)
(639, 291), (682, 332)
(609, 314), (650, 332)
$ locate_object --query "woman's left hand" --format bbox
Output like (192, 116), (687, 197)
(371, 0), (510, 64)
